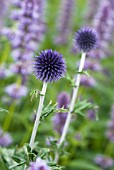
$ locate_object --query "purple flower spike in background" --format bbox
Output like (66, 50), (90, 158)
(28, 157), (50, 170)
(81, 75), (96, 87)
(75, 27), (98, 53)
(106, 105), (114, 142)
(5, 83), (28, 99)
(55, 0), (75, 45)
(94, 155), (113, 169)
(89, 0), (114, 58)
(34, 50), (66, 82)
(0, 129), (13, 147)
(52, 92), (70, 134)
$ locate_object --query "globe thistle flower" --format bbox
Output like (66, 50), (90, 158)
(28, 157), (50, 170)
(75, 27), (98, 53)
(30, 50), (66, 149)
(94, 155), (113, 169)
(5, 83), (28, 99)
(55, 0), (75, 45)
(0, 129), (13, 147)
(56, 28), (98, 151)
(34, 50), (66, 83)
(52, 92), (70, 134)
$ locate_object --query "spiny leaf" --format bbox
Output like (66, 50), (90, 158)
(9, 161), (26, 169)
(0, 108), (9, 113)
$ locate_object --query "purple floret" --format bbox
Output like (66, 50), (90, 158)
(0, 129), (13, 147)
(28, 157), (50, 170)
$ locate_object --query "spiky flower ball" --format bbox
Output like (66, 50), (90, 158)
(75, 27), (98, 52)
(34, 49), (66, 82)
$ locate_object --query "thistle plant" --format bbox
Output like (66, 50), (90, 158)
(55, 27), (98, 160)
(29, 49), (66, 149)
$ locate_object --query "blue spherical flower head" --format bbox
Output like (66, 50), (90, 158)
(34, 49), (66, 82)
(75, 27), (98, 52)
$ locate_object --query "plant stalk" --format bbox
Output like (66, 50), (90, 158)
(29, 82), (47, 149)
(57, 52), (86, 148)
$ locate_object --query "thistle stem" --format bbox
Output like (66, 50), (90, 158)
(29, 82), (47, 149)
(58, 52), (86, 147)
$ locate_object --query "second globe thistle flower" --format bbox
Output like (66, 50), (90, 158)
(30, 49), (66, 149)
(56, 27), (98, 161)
(75, 27), (98, 53)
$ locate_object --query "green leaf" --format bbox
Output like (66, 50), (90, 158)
(69, 160), (101, 170)
(40, 101), (57, 121)
(12, 155), (25, 163)
(65, 74), (76, 87)
(9, 161), (26, 169)
(73, 100), (97, 117)
(39, 148), (50, 158)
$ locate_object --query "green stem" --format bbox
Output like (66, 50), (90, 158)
(3, 102), (16, 131)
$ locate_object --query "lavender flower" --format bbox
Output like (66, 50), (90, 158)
(94, 155), (113, 169)
(55, 0), (75, 45)
(10, 0), (46, 60)
(0, 129), (13, 147)
(4, 0), (46, 101)
(81, 75), (96, 87)
(75, 27), (98, 52)
(0, 0), (9, 30)
(0, 64), (8, 79)
(83, 59), (101, 71)
(77, 58), (102, 71)
(28, 157), (50, 170)
(87, 109), (96, 120)
(52, 92), (70, 134)
(10, 61), (32, 76)
(89, 0), (114, 58)
(85, 0), (100, 22)
(34, 50), (66, 82)
(5, 83), (28, 99)
(106, 105), (114, 142)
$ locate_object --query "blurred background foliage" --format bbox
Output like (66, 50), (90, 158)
(0, 0), (114, 169)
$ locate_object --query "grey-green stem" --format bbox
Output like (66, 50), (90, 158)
(29, 82), (47, 149)
(55, 52), (86, 161)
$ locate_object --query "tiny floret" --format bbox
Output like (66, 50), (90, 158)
(33, 49), (66, 82)
(75, 27), (98, 52)
(28, 157), (50, 170)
